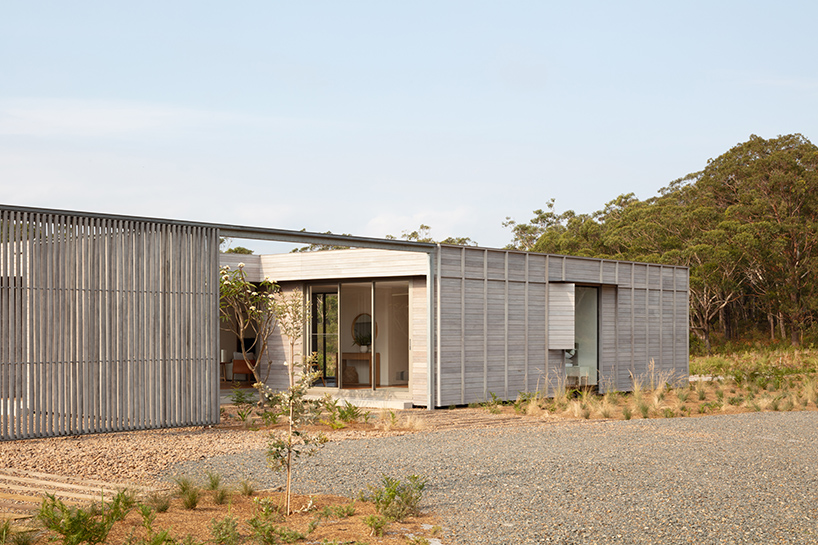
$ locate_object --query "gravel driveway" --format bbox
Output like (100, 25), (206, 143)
(165, 411), (818, 544)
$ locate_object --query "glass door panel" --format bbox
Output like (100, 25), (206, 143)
(339, 282), (374, 388)
(374, 281), (409, 387)
(310, 289), (338, 387)
(574, 286), (599, 386)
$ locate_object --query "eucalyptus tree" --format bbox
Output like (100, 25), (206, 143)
(695, 134), (818, 345)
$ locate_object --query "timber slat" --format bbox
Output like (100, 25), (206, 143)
(0, 469), (159, 519)
(0, 468), (154, 491)
(0, 482), (101, 502)
(0, 474), (121, 496)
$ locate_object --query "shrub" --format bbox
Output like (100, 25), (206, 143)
(210, 515), (240, 545)
(362, 475), (426, 522)
(36, 490), (135, 545)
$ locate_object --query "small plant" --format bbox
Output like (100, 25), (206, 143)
(133, 503), (175, 545)
(332, 502), (356, 518)
(210, 515), (240, 545)
(581, 407), (591, 419)
(638, 402), (650, 419)
(320, 416), (346, 430)
(205, 470), (222, 491)
(698, 403), (708, 414)
(379, 409), (401, 430)
(407, 536), (430, 545)
(213, 486), (230, 505)
(661, 407), (675, 418)
(430, 525), (442, 536)
(146, 492), (171, 513)
(337, 401), (364, 423)
(0, 520), (11, 544)
(362, 514), (388, 537)
(239, 479), (256, 497)
(0, 520), (34, 545)
(676, 390), (689, 403)
(362, 474), (427, 522)
(696, 381), (707, 401)
(728, 395), (744, 406)
(236, 407), (253, 423)
(181, 487), (200, 510)
(173, 475), (196, 496)
(513, 392), (534, 414)
(247, 498), (285, 544)
(258, 408), (281, 426)
(622, 406), (633, 420)
(483, 391), (504, 414)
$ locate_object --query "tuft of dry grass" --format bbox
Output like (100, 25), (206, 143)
(525, 401), (544, 417)
(402, 415), (427, 431)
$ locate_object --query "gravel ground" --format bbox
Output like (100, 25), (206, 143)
(164, 412), (818, 545)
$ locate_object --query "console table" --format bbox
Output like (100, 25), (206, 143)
(341, 352), (380, 387)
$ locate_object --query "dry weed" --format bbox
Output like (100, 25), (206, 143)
(401, 415), (426, 431)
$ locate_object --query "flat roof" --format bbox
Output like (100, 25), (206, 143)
(0, 204), (437, 253)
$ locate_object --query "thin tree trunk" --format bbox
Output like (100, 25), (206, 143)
(285, 416), (293, 515)
(703, 324), (711, 356)
(778, 312), (787, 341)
(791, 320), (801, 347)
(768, 313), (776, 342)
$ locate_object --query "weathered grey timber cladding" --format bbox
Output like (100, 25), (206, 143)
(0, 208), (220, 440)
(435, 245), (688, 406)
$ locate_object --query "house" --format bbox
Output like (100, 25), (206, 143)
(220, 246), (689, 410)
(0, 204), (688, 440)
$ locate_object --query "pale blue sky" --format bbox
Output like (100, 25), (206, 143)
(2, 1), (817, 250)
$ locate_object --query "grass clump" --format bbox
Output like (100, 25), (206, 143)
(213, 486), (231, 505)
(239, 479), (256, 497)
(173, 476), (196, 495)
(205, 470), (222, 491)
(146, 492), (171, 513)
(181, 487), (200, 510)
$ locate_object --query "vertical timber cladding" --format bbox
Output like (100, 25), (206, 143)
(437, 246), (556, 406)
(435, 245), (689, 406)
(0, 209), (220, 441)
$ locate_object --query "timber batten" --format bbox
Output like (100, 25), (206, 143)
(0, 210), (220, 440)
(434, 245), (689, 406)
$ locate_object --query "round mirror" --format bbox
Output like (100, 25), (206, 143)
(351, 313), (373, 346)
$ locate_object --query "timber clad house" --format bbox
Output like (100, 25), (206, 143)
(1, 205), (689, 440)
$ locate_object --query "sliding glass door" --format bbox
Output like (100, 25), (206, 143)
(310, 286), (338, 387)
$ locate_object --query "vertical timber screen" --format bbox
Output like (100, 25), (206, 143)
(0, 209), (220, 440)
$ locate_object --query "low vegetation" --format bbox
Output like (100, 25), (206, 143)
(3, 473), (435, 545)
(477, 351), (818, 422)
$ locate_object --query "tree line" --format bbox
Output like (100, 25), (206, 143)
(505, 134), (818, 353)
